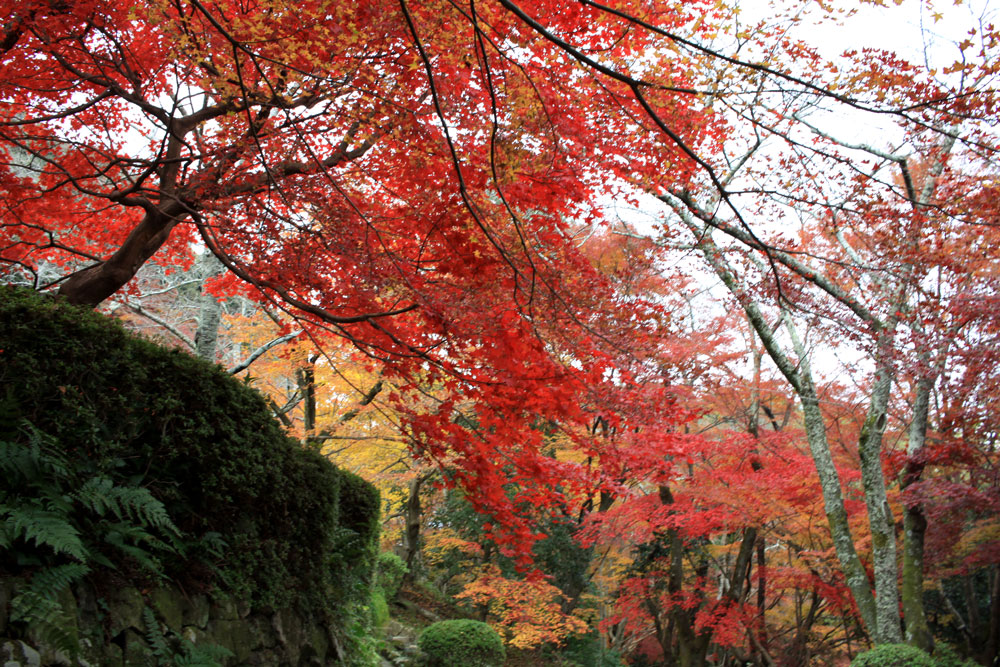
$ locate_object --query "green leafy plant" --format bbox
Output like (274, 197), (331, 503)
(850, 643), (936, 667)
(418, 619), (506, 667)
(0, 287), (383, 664)
(370, 552), (407, 631)
(376, 552), (408, 601)
(8, 563), (88, 658)
(0, 424), (182, 658)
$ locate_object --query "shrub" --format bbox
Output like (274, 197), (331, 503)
(932, 643), (979, 667)
(418, 619), (506, 667)
(0, 286), (379, 616)
(370, 587), (391, 629)
(851, 643), (935, 667)
(376, 552), (408, 600)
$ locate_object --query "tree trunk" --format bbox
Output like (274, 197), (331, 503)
(902, 376), (933, 650)
(194, 253), (225, 362)
(402, 472), (431, 582)
(757, 536), (768, 654)
(986, 566), (1000, 666)
(58, 205), (186, 306)
(297, 355), (320, 446)
(681, 220), (881, 637)
(659, 484), (712, 667)
(779, 321), (881, 638)
(856, 361), (903, 644)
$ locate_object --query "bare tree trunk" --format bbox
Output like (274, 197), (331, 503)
(856, 360), (903, 644)
(987, 566), (1000, 666)
(297, 358), (318, 446)
(902, 376), (933, 650)
(194, 253), (225, 361)
(659, 484), (712, 667)
(402, 472), (432, 582)
(757, 537), (768, 654)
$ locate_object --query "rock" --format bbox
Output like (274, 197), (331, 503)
(150, 587), (184, 631)
(213, 596), (240, 622)
(0, 640), (41, 667)
(105, 587), (145, 637)
(208, 618), (258, 663)
(183, 594), (211, 630)
(1, 583), (348, 665)
(120, 629), (151, 667)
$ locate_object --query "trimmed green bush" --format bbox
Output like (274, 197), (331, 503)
(851, 644), (935, 667)
(0, 286), (378, 617)
(418, 619), (505, 667)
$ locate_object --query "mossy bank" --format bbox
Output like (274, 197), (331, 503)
(0, 286), (381, 665)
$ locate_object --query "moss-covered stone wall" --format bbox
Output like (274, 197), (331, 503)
(0, 579), (347, 666)
(0, 287), (381, 665)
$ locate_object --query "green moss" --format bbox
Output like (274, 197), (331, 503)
(418, 619), (505, 667)
(0, 286), (379, 621)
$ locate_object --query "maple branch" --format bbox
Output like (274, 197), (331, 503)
(339, 379), (385, 423)
(228, 331), (303, 375)
(58, 200), (190, 305)
(0, 91), (115, 127)
(497, 0), (699, 95)
(398, 0), (531, 293)
(579, 0), (960, 117)
(663, 191), (880, 329)
(111, 299), (196, 351)
(500, 0), (789, 303)
(197, 218), (419, 325)
(215, 121), (380, 198)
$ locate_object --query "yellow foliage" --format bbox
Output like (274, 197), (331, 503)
(457, 565), (589, 649)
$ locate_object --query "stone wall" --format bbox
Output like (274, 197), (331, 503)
(0, 578), (343, 666)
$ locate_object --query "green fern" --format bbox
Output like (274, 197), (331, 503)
(0, 425), (69, 481)
(10, 563), (89, 659)
(0, 506), (87, 561)
(142, 607), (173, 662)
(174, 641), (234, 667)
(1, 424), (188, 659)
(104, 523), (167, 574)
(75, 477), (178, 535)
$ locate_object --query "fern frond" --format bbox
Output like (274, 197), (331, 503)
(10, 562), (89, 658)
(174, 639), (234, 667)
(171, 634), (234, 667)
(23, 606), (80, 659)
(11, 562), (89, 619)
(0, 427), (69, 482)
(2, 506), (87, 561)
(0, 440), (36, 484)
(0, 515), (13, 550)
(74, 477), (117, 517)
(142, 607), (173, 662)
(76, 478), (179, 535)
(104, 531), (164, 575)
